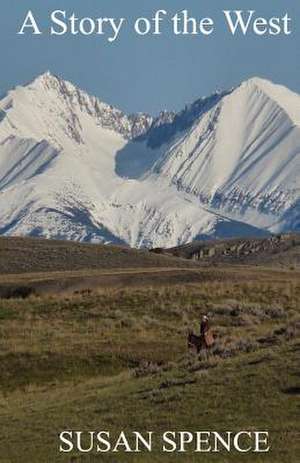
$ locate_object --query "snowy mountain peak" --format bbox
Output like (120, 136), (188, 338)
(0, 72), (154, 143)
(241, 76), (272, 88)
(28, 70), (64, 87)
(0, 74), (299, 247)
(8, 71), (75, 101)
(238, 77), (300, 125)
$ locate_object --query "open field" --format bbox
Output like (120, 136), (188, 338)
(0, 237), (299, 462)
(0, 236), (299, 298)
(1, 265), (299, 298)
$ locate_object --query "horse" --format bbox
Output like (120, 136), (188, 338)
(187, 329), (214, 354)
(187, 330), (205, 354)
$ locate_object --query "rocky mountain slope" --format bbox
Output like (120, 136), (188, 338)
(155, 233), (300, 268)
(0, 73), (299, 247)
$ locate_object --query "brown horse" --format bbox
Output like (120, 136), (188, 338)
(187, 330), (205, 353)
(187, 329), (214, 354)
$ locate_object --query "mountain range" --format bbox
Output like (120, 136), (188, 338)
(0, 72), (299, 247)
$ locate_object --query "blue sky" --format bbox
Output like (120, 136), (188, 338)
(1, 0), (299, 114)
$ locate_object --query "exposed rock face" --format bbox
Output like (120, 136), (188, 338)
(160, 234), (300, 265)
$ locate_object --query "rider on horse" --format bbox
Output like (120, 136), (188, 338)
(200, 315), (209, 337)
(188, 315), (214, 353)
(200, 315), (214, 349)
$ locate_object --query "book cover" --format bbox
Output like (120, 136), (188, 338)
(0, 1), (299, 462)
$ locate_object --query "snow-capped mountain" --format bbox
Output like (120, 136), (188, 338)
(0, 72), (299, 247)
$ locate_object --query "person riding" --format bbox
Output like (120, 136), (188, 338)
(200, 315), (209, 337)
(187, 315), (213, 353)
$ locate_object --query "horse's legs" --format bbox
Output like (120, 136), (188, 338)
(199, 347), (209, 360)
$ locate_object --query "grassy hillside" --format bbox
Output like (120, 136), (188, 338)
(0, 236), (194, 275)
(0, 260), (299, 462)
(1, 236), (299, 299)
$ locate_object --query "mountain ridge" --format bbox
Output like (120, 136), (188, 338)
(0, 72), (299, 247)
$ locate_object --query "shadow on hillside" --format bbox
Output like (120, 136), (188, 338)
(115, 91), (229, 180)
(115, 140), (162, 179)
